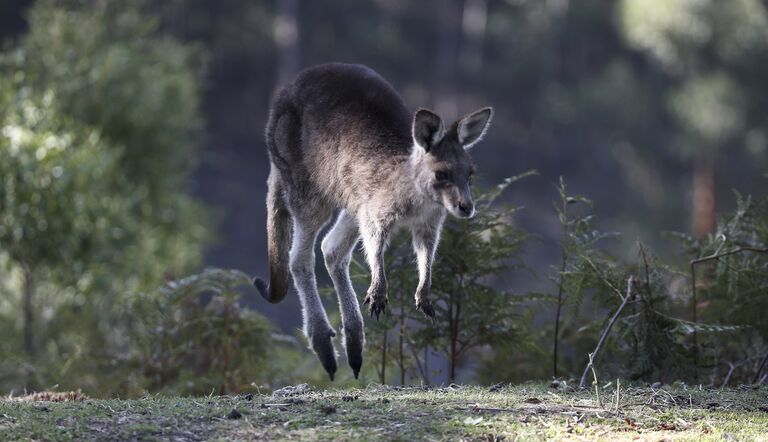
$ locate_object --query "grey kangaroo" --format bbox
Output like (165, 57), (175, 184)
(254, 63), (493, 380)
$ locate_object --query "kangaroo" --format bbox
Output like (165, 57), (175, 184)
(254, 63), (493, 380)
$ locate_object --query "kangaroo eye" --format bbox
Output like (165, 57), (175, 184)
(435, 171), (450, 181)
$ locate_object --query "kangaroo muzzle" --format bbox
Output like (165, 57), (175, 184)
(446, 186), (475, 219)
(457, 200), (475, 218)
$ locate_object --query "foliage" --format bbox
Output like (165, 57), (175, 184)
(561, 187), (764, 385)
(17, 0), (204, 193)
(672, 194), (768, 384)
(620, 0), (768, 159)
(4, 0), (209, 275)
(549, 176), (622, 378)
(127, 268), (300, 396)
(684, 195), (768, 336)
(0, 88), (129, 277)
(493, 177), (758, 386)
(0, 0), (208, 396)
(0, 85), (140, 393)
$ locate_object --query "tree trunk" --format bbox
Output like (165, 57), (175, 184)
(380, 331), (388, 384)
(553, 294), (563, 378)
(449, 339), (457, 384)
(692, 158), (716, 238)
(553, 198), (569, 378)
(399, 307), (406, 385)
(434, 0), (464, 117)
(460, 0), (487, 74)
(449, 300), (461, 384)
(274, 0), (300, 88)
(23, 267), (35, 357)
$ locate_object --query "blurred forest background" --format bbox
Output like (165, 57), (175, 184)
(0, 0), (767, 397)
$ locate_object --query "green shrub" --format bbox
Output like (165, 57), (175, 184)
(127, 268), (300, 396)
(0, 0), (208, 396)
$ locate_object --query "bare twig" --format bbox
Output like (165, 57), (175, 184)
(753, 352), (768, 384)
(406, 336), (428, 385)
(579, 276), (634, 389)
(553, 238), (568, 378)
(582, 256), (625, 302)
(638, 243), (652, 294)
(554, 179), (570, 378)
(688, 242), (768, 316)
(721, 362), (736, 389)
(588, 352), (602, 408)
(455, 406), (516, 413)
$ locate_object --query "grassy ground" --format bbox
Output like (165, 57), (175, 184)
(1, 383), (767, 441)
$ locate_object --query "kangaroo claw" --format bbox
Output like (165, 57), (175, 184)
(363, 294), (387, 320)
(416, 298), (436, 319)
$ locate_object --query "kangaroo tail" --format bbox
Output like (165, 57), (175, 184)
(254, 165), (292, 303)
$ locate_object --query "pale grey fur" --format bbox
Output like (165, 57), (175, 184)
(255, 63), (493, 379)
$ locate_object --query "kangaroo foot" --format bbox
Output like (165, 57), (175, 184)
(308, 324), (337, 380)
(342, 321), (364, 379)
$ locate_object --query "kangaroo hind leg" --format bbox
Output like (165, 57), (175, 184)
(290, 208), (337, 380)
(322, 210), (364, 378)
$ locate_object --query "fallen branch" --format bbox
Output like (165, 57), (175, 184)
(579, 276), (634, 389)
(455, 406), (517, 413)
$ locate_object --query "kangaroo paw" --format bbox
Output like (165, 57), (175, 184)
(415, 298), (436, 319)
(363, 294), (388, 320)
(309, 327), (337, 381)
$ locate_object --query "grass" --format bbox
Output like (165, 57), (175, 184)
(1, 383), (767, 441)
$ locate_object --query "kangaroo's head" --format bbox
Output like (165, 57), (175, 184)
(411, 107), (493, 219)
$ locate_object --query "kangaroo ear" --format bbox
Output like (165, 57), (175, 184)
(456, 107), (493, 149)
(413, 108), (445, 152)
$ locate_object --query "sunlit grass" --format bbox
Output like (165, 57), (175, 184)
(1, 383), (766, 441)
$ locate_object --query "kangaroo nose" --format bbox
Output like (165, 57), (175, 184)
(458, 202), (474, 218)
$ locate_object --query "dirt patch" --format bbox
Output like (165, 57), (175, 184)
(85, 410), (214, 441)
